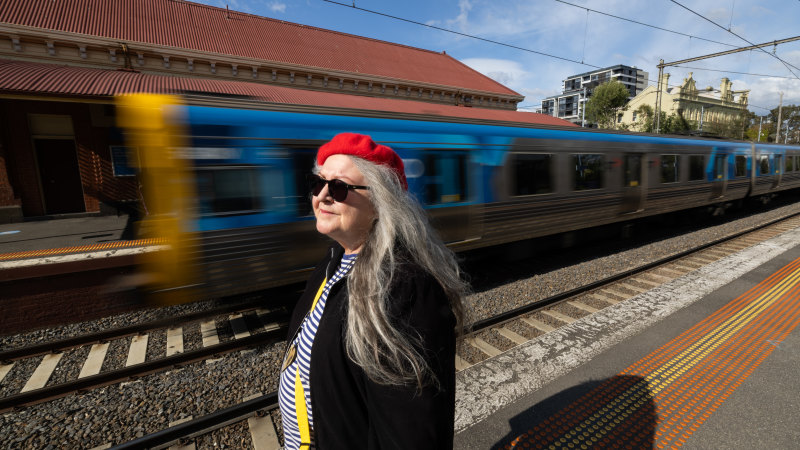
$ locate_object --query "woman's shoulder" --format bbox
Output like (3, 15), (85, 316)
(389, 258), (449, 313)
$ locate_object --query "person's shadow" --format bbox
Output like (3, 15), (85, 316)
(492, 375), (657, 449)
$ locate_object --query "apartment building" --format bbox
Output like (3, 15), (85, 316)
(541, 65), (649, 125)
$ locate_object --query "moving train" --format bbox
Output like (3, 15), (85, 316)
(117, 94), (800, 302)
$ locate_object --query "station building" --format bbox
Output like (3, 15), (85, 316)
(0, 0), (568, 223)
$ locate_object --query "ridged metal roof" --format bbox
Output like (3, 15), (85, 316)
(0, 0), (520, 97)
(0, 59), (572, 127)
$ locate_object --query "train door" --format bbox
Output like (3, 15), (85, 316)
(711, 152), (727, 199)
(620, 153), (643, 214)
(772, 154), (783, 189)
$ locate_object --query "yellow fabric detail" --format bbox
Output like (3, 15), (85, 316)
(295, 369), (311, 447)
(293, 277), (327, 448)
(310, 277), (327, 312)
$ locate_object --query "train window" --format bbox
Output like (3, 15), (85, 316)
(713, 154), (725, 180)
(573, 154), (604, 191)
(787, 156), (794, 172)
(774, 155), (782, 174)
(512, 154), (552, 196)
(759, 155), (770, 175)
(424, 153), (467, 204)
(660, 155), (679, 183)
(734, 155), (747, 177)
(292, 151), (317, 216)
(196, 167), (262, 215)
(624, 154), (641, 187)
(795, 155), (800, 171)
(689, 155), (705, 181)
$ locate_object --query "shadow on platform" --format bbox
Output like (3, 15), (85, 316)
(492, 375), (657, 449)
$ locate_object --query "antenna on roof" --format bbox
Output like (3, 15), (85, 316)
(226, 4), (230, 19)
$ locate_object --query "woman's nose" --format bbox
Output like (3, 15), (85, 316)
(317, 182), (333, 201)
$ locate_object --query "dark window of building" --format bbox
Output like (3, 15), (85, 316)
(512, 154), (552, 196)
(573, 154), (604, 190)
(660, 155), (679, 183)
(110, 146), (138, 176)
(689, 155), (705, 181)
(735, 155), (748, 177)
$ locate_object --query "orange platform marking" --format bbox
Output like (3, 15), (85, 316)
(505, 256), (800, 449)
(0, 238), (168, 262)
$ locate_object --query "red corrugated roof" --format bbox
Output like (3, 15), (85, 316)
(0, 0), (520, 97)
(0, 59), (573, 127)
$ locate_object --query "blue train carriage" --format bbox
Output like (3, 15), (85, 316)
(121, 93), (800, 300)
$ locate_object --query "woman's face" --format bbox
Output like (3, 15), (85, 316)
(313, 154), (376, 254)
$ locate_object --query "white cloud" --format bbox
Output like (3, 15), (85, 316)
(460, 57), (528, 88)
(269, 2), (286, 13)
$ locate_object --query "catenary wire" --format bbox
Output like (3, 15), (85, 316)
(669, 0), (800, 79)
(552, 0), (741, 48)
(321, 0), (602, 69)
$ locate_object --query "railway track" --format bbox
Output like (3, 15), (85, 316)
(95, 211), (800, 449)
(0, 304), (290, 413)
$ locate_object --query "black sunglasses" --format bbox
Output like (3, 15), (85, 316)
(307, 174), (370, 202)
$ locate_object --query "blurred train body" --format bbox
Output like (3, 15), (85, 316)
(117, 95), (800, 301)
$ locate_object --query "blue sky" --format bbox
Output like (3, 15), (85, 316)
(194, 0), (799, 115)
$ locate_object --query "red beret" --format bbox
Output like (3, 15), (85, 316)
(317, 133), (407, 190)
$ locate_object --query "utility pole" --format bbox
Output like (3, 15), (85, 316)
(655, 60), (663, 134)
(758, 116), (763, 142)
(776, 92), (783, 143)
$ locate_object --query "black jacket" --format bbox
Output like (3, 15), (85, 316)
(286, 244), (456, 449)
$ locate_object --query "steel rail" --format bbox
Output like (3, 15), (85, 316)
(109, 392), (279, 450)
(0, 322), (287, 413)
(0, 297), (290, 362)
(470, 209), (800, 333)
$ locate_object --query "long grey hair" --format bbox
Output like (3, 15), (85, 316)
(318, 156), (469, 388)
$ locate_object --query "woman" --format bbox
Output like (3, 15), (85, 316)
(278, 133), (468, 449)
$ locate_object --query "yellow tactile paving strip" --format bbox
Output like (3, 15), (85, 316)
(504, 255), (800, 449)
(0, 238), (167, 262)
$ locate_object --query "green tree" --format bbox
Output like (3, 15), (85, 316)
(769, 105), (799, 143)
(631, 104), (655, 132)
(585, 81), (630, 129)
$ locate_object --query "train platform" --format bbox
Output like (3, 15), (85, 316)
(454, 224), (800, 449)
(0, 215), (162, 267)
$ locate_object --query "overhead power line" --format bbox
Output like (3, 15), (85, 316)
(552, 0), (740, 49)
(673, 65), (799, 80)
(322, 0), (601, 69)
(669, 0), (800, 79)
